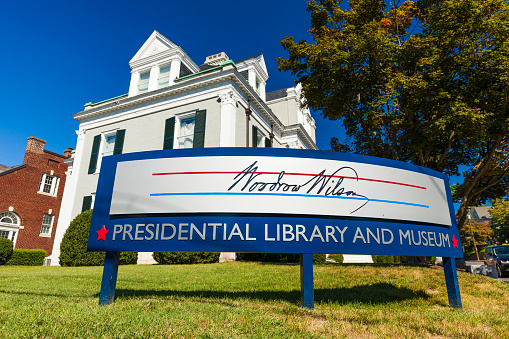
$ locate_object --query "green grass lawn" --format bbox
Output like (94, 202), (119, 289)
(0, 262), (507, 338)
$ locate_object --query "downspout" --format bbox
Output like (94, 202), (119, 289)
(270, 124), (274, 147)
(245, 99), (251, 147)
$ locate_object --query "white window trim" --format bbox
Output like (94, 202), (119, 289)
(95, 130), (118, 174)
(39, 214), (54, 237)
(174, 111), (198, 149)
(37, 173), (60, 196)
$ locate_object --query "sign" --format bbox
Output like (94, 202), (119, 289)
(89, 147), (463, 309)
(88, 148), (462, 258)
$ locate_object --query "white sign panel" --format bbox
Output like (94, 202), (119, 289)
(109, 155), (452, 227)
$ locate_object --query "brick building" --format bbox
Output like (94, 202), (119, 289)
(0, 137), (71, 256)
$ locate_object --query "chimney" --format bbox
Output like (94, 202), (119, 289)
(204, 52), (229, 66)
(24, 136), (46, 163)
(64, 148), (73, 159)
(26, 136), (46, 154)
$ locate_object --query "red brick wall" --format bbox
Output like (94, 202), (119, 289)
(0, 139), (68, 256)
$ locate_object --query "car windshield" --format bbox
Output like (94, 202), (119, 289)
(493, 247), (509, 256)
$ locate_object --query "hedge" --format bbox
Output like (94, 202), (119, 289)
(372, 255), (406, 264)
(0, 238), (13, 265)
(237, 253), (327, 264)
(328, 253), (344, 263)
(7, 249), (46, 266)
(59, 210), (137, 266)
(152, 252), (219, 264)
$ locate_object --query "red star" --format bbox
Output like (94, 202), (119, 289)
(96, 225), (109, 241)
(452, 234), (459, 248)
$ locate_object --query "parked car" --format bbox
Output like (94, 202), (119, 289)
(484, 245), (509, 278)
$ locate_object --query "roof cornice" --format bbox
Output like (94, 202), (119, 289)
(73, 67), (316, 150)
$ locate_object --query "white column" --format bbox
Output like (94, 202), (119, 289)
(128, 71), (140, 97)
(148, 66), (159, 92)
(219, 91), (237, 147)
(49, 129), (86, 265)
(169, 58), (181, 85)
(219, 90), (238, 262)
(260, 81), (266, 102)
(248, 69), (256, 90)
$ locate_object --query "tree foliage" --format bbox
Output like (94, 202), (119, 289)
(278, 0), (509, 228)
(489, 200), (509, 243)
(459, 219), (493, 254)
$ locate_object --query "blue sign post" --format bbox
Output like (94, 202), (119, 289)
(88, 148), (463, 309)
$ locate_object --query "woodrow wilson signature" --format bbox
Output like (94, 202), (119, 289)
(227, 161), (369, 213)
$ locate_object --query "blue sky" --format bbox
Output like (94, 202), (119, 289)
(0, 0), (346, 167)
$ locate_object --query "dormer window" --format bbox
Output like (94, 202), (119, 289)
(138, 71), (150, 94)
(256, 77), (261, 95)
(158, 65), (171, 89)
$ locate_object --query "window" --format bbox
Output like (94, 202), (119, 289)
(252, 126), (270, 148)
(95, 132), (116, 172)
(0, 211), (19, 226)
(40, 214), (54, 235)
(138, 71), (150, 94)
(0, 211), (20, 244)
(82, 196), (93, 212)
(255, 77), (261, 95)
(158, 65), (171, 89)
(38, 173), (59, 196)
(256, 129), (265, 147)
(178, 115), (196, 149)
(163, 110), (206, 150)
(88, 130), (125, 174)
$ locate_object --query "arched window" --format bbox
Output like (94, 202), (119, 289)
(0, 211), (19, 225)
(0, 211), (20, 243)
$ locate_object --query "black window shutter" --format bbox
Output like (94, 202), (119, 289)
(113, 129), (125, 155)
(193, 110), (206, 148)
(82, 196), (92, 212)
(163, 117), (175, 149)
(252, 126), (258, 147)
(265, 137), (271, 148)
(88, 135), (101, 174)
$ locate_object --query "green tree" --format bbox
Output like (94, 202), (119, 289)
(459, 219), (493, 254)
(489, 200), (509, 243)
(278, 0), (509, 229)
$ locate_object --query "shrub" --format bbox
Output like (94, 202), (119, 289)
(237, 253), (326, 264)
(152, 252), (219, 264)
(59, 210), (137, 266)
(313, 253), (326, 263)
(237, 253), (300, 263)
(328, 253), (344, 263)
(0, 238), (13, 265)
(7, 249), (46, 266)
(372, 255), (406, 264)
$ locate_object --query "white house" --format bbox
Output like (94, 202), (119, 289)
(50, 30), (317, 265)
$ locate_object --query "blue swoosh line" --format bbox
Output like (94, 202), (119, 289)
(149, 192), (429, 208)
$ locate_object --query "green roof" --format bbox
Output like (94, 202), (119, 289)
(84, 94), (128, 108)
(175, 60), (237, 83)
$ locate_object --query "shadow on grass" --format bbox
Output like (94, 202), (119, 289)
(112, 282), (435, 306)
